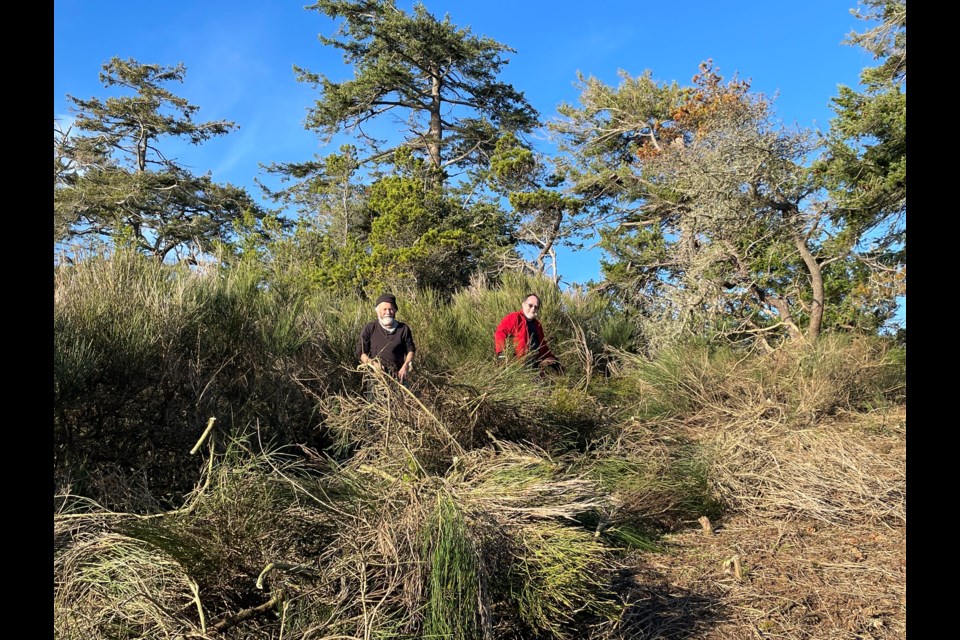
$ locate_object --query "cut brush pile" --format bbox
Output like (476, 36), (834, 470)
(55, 372), (670, 639)
(54, 303), (906, 639)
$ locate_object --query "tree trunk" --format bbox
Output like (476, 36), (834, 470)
(752, 284), (803, 341)
(137, 128), (148, 172)
(427, 69), (442, 169)
(533, 209), (563, 274)
(794, 233), (824, 342)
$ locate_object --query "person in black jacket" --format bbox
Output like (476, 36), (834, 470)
(357, 293), (416, 383)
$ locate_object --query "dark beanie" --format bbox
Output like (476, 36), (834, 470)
(375, 293), (398, 309)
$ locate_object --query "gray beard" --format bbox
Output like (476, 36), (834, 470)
(379, 318), (398, 333)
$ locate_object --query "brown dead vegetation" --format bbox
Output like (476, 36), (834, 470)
(619, 405), (906, 639)
(54, 338), (906, 639)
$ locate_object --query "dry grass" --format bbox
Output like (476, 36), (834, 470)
(250, 437), (628, 640)
(53, 394), (633, 640)
(609, 336), (905, 528)
(319, 362), (603, 473)
(705, 415), (905, 526)
(54, 315), (907, 639)
(611, 335), (904, 426)
(610, 404), (907, 639)
(621, 515), (906, 640)
(54, 529), (206, 639)
(318, 366), (471, 473)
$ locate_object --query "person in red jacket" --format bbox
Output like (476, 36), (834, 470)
(494, 293), (562, 373)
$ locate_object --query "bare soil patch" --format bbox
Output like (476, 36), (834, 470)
(621, 405), (906, 639)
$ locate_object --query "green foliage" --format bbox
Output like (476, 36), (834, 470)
(510, 523), (621, 637)
(363, 155), (482, 293)
(817, 251), (903, 333)
(299, 0), (538, 172)
(812, 0), (905, 328)
(553, 64), (834, 348)
(261, 149), (512, 297)
(55, 57), (272, 261)
(612, 334), (905, 427)
(422, 491), (480, 640)
(54, 253), (343, 507)
(487, 132), (584, 277)
(555, 38), (908, 348)
(258, 222), (368, 297)
(261, 0), (544, 295)
(259, 144), (365, 234)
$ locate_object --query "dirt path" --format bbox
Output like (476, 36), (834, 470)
(619, 406), (906, 638)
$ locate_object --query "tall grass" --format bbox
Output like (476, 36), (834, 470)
(54, 532), (206, 640)
(55, 259), (632, 509)
(610, 333), (906, 425)
(574, 435), (724, 544)
(54, 252), (906, 638)
(606, 334), (906, 527)
(510, 523), (622, 638)
(54, 249), (187, 405)
(422, 491), (480, 640)
(54, 253), (356, 508)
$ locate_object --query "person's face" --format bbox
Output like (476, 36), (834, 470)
(376, 302), (397, 323)
(521, 296), (540, 320)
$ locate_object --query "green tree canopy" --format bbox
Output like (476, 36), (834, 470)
(487, 132), (583, 282)
(552, 64), (835, 350)
(261, 149), (513, 297)
(55, 57), (270, 262)
(813, 0), (905, 314)
(258, 1), (537, 296)
(296, 0), (539, 174)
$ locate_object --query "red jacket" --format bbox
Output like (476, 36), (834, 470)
(494, 311), (556, 362)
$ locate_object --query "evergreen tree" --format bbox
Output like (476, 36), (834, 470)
(552, 64), (831, 350)
(813, 0), (905, 326)
(260, 0), (536, 294)
(55, 57), (270, 262)
(487, 132), (583, 282)
(263, 149), (511, 296)
(296, 0), (539, 174)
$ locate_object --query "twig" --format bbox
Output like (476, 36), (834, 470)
(190, 417), (217, 455)
(210, 594), (282, 634)
(257, 562), (320, 589)
(188, 577), (206, 634)
(699, 515), (714, 536)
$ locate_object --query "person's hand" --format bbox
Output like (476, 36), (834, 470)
(398, 362), (412, 382)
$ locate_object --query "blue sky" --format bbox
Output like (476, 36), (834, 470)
(54, 0), (879, 287)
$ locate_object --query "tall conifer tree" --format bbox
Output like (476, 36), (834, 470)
(55, 57), (268, 262)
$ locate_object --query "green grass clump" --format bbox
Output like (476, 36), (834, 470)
(571, 437), (723, 545)
(610, 340), (746, 420)
(608, 333), (906, 428)
(510, 523), (622, 638)
(422, 491), (480, 640)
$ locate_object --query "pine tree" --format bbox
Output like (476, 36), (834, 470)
(55, 57), (269, 262)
